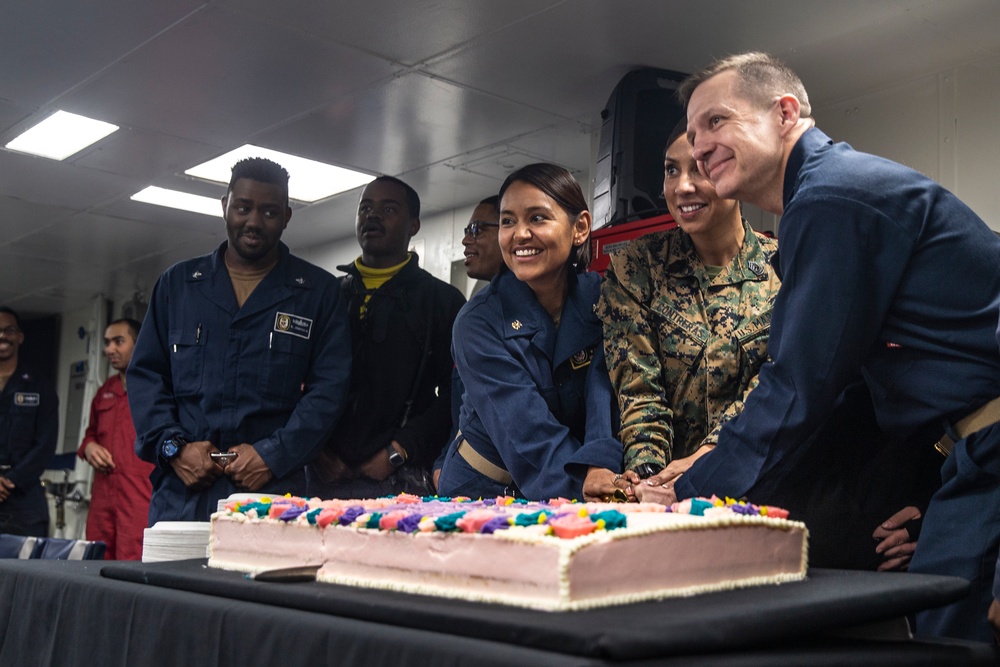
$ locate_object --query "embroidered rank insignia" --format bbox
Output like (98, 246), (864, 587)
(569, 348), (593, 370)
(511, 320), (522, 330)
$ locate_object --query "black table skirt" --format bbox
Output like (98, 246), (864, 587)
(0, 559), (996, 666)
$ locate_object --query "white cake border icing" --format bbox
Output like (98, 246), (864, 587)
(210, 506), (809, 611)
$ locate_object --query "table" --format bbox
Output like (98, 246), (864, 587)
(0, 559), (995, 666)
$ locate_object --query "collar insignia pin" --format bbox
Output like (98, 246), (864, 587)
(295, 277), (305, 285)
(192, 271), (202, 279)
(511, 320), (522, 330)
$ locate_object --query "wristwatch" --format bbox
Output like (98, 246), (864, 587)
(634, 462), (664, 479)
(385, 443), (406, 469)
(162, 436), (189, 460)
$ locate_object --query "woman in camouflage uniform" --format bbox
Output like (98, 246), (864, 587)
(597, 120), (780, 494)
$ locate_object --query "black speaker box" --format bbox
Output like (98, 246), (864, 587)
(593, 68), (688, 230)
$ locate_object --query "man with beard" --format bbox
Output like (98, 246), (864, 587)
(307, 176), (465, 498)
(0, 306), (58, 537)
(78, 318), (152, 559)
(128, 157), (351, 522)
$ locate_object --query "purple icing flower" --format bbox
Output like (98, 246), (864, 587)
(278, 505), (308, 522)
(339, 506), (366, 526)
(396, 514), (424, 533)
(480, 516), (512, 534)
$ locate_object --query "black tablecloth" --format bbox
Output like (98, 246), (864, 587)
(0, 559), (996, 666)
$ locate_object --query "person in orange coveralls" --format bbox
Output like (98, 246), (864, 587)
(78, 318), (152, 560)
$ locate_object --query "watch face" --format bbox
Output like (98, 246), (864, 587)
(388, 448), (405, 467)
(163, 439), (182, 458)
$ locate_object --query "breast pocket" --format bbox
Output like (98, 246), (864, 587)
(260, 332), (310, 405)
(169, 328), (205, 397)
(6, 404), (39, 459)
(654, 307), (708, 374)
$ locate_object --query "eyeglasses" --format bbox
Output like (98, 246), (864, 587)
(0, 326), (21, 337)
(463, 221), (499, 238)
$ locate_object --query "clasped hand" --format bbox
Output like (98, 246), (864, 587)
(170, 441), (273, 492)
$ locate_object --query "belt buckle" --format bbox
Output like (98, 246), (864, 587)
(934, 436), (954, 458)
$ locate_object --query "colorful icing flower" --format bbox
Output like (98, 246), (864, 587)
(513, 511), (549, 527)
(278, 505), (307, 522)
(589, 510), (627, 530)
(689, 498), (715, 516)
(455, 509), (498, 533)
(433, 512), (467, 532)
(549, 514), (596, 539)
(480, 516), (512, 534)
(396, 514), (424, 533)
(379, 510), (410, 531)
(316, 507), (344, 528)
(339, 506), (366, 526)
(269, 502), (294, 519)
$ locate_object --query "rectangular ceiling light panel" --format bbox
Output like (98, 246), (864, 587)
(131, 186), (221, 217)
(185, 144), (374, 203)
(5, 110), (119, 160)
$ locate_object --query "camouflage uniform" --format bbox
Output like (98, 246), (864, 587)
(597, 221), (780, 471)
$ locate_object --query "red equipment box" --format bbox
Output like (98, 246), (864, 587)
(589, 213), (676, 275)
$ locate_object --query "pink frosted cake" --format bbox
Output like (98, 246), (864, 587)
(209, 494), (808, 611)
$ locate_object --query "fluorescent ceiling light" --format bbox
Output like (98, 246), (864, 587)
(186, 144), (373, 203)
(5, 110), (119, 160)
(131, 186), (220, 217)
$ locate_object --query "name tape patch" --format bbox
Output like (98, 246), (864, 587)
(274, 312), (313, 340)
(14, 392), (41, 406)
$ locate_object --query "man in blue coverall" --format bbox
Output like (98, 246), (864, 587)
(0, 306), (58, 537)
(128, 157), (351, 523)
(635, 52), (1000, 642)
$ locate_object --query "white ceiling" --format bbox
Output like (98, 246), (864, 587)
(3, 0), (1000, 317)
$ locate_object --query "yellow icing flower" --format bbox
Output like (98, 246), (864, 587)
(537, 513), (547, 524)
(504, 497), (514, 505)
(260, 496), (272, 503)
(595, 519), (606, 530)
(578, 508), (588, 518)
(761, 507), (769, 516)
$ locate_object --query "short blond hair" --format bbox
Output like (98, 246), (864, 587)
(679, 52), (811, 117)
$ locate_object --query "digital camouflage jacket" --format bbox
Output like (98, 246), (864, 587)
(597, 222), (780, 471)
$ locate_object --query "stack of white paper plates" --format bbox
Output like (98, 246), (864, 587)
(141, 521), (211, 562)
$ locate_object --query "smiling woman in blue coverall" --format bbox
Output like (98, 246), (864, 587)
(437, 163), (624, 501)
